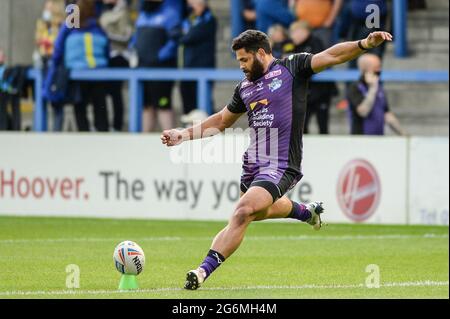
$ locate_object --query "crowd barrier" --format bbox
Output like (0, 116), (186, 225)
(27, 68), (449, 132)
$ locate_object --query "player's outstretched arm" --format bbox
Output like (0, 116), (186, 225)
(161, 106), (243, 147)
(311, 31), (393, 73)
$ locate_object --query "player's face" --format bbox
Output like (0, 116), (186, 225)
(236, 48), (265, 82)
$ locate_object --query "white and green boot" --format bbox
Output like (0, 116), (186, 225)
(306, 202), (325, 230)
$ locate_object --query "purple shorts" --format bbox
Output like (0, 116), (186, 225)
(240, 167), (303, 202)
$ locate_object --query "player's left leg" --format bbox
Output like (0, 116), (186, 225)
(254, 195), (325, 230)
(243, 169), (325, 228)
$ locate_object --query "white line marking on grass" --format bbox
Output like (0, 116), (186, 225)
(203, 280), (450, 291)
(0, 237), (182, 244)
(243, 234), (449, 241)
(0, 234), (447, 244)
(0, 281), (447, 296)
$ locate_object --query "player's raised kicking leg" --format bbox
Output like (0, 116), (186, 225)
(254, 195), (324, 230)
(184, 187), (324, 290)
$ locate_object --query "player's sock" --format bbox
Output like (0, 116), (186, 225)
(287, 200), (312, 222)
(199, 249), (226, 280)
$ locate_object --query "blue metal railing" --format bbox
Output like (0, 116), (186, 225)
(28, 68), (449, 133)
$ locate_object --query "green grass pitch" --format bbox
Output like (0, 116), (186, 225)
(0, 216), (448, 299)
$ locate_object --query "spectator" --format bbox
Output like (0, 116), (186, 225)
(100, 0), (133, 132)
(347, 0), (388, 68)
(0, 50), (12, 130)
(0, 51), (28, 131)
(255, 0), (295, 34)
(347, 54), (407, 136)
(267, 24), (293, 59)
(242, 0), (256, 31)
(294, 0), (343, 47)
(288, 21), (337, 134)
(34, 0), (66, 131)
(35, 0), (66, 64)
(333, 0), (352, 44)
(179, 0), (216, 121)
(134, 0), (183, 132)
(45, 0), (110, 132)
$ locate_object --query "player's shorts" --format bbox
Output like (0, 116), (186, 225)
(143, 80), (174, 110)
(240, 167), (303, 203)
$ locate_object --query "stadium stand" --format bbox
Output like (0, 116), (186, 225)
(0, 0), (448, 135)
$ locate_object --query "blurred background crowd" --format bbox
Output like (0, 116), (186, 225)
(0, 0), (447, 136)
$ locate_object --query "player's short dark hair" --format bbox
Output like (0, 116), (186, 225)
(231, 30), (272, 54)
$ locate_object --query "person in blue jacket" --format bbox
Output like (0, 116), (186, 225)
(255, 0), (295, 34)
(179, 0), (216, 117)
(45, 0), (110, 132)
(133, 0), (183, 132)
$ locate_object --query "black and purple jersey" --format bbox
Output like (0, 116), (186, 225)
(227, 53), (315, 199)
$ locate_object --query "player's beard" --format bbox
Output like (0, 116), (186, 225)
(244, 55), (265, 82)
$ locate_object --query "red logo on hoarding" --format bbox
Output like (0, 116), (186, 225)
(337, 159), (381, 222)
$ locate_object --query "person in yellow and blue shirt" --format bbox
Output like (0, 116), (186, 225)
(45, 0), (110, 132)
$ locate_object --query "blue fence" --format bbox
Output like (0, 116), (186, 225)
(28, 68), (449, 133)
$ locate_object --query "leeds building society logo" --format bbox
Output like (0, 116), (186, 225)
(269, 78), (283, 92)
(336, 159), (381, 222)
(249, 99), (269, 110)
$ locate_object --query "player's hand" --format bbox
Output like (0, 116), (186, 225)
(161, 129), (185, 147)
(364, 31), (393, 49)
(364, 72), (379, 86)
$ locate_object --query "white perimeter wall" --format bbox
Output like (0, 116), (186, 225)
(0, 134), (448, 225)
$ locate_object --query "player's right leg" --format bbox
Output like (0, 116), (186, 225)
(184, 185), (274, 290)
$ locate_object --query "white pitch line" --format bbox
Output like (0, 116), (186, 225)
(0, 237), (183, 244)
(0, 234), (447, 244)
(0, 281), (447, 297)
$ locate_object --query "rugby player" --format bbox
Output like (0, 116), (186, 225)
(161, 29), (392, 290)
